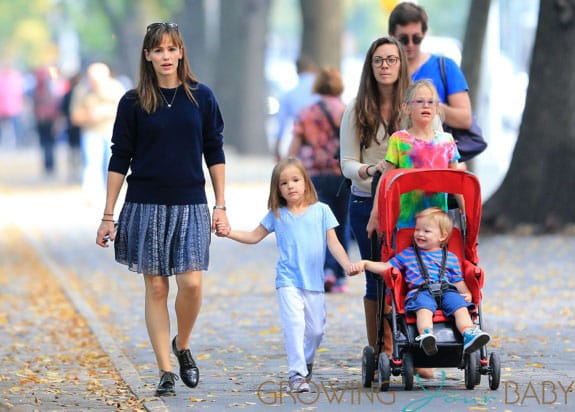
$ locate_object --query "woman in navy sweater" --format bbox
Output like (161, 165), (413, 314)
(96, 22), (229, 396)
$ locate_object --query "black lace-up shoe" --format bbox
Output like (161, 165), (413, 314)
(154, 371), (178, 396)
(172, 336), (200, 388)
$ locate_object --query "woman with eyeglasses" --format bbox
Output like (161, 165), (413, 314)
(96, 22), (229, 397)
(339, 36), (410, 368)
(388, 2), (472, 132)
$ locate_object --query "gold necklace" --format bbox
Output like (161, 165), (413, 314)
(159, 86), (179, 108)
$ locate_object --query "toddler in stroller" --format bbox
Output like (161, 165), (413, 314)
(359, 207), (489, 357)
(352, 168), (501, 391)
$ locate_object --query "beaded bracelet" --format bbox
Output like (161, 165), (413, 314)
(101, 219), (115, 222)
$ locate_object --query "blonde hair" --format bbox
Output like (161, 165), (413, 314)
(415, 207), (453, 246)
(268, 157), (318, 217)
(399, 79), (442, 129)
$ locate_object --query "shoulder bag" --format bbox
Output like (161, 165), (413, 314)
(439, 57), (487, 162)
(317, 100), (351, 194)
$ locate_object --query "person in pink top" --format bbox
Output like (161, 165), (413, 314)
(32, 67), (61, 175)
(0, 63), (25, 147)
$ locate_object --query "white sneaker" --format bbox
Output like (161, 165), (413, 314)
(415, 331), (438, 356)
(289, 374), (310, 393)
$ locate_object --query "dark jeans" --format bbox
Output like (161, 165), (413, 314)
(312, 175), (350, 285)
(349, 194), (379, 300)
(36, 121), (55, 173)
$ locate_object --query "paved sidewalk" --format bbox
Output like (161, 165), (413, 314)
(1, 147), (574, 411)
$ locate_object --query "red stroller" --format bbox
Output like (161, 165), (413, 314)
(361, 168), (501, 391)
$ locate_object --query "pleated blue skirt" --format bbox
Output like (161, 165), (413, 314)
(114, 202), (211, 276)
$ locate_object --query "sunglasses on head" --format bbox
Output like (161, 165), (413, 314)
(398, 34), (423, 46)
(146, 22), (178, 32)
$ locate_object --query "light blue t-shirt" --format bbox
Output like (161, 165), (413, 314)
(412, 54), (468, 103)
(260, 202), (338, 292)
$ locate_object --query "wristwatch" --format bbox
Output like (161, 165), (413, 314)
(213, 205), (227, 211)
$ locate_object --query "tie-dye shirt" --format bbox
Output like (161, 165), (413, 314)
(385, 130), (460, 228)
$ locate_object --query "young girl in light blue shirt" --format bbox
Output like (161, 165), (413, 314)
(220, 157), (361, 392)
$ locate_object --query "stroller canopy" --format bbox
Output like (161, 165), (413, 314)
(377, 168), (483, 264)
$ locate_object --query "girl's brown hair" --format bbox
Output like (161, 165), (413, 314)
(137, 23), (199, 113)
(268, 157), (318, 217)
(354, 36), (410, 149)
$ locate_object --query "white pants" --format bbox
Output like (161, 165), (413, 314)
(277, 286), (326, 378)
(81, 131), (110, 205)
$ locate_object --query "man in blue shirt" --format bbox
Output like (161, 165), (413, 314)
(388, 2), (472, 131)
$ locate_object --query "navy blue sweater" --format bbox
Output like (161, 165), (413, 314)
(109, 83), (225, 205)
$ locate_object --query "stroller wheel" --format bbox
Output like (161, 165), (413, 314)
(361, 346), (375, 388)
(402, 352), (414, 390)
(378, 352), (391, 392)
(488, 352), (501, 390)
(464, 352), (480, 389)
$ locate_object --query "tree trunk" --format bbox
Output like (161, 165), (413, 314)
(460, 0), (491, 107)
(482, 0), (575, 231)
(299, 0), (343, 69)
(181, 0), (212, 85)
(96, 0), (143, 81)
(214, 0), (271, 154)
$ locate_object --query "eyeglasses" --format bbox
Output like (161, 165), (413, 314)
(410, 99), (437, 108)
(372, 55), (400, 67)
(146, 22), (178, 32)
(398, 34), (423, 46)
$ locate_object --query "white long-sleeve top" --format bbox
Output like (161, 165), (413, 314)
(339, 98), (389, 196)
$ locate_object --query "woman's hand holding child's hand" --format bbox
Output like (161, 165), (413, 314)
(214, 221), (230, 237)
(346, 261), (365, 277)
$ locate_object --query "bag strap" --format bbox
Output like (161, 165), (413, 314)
(438, 56), (448, 101)
(317, 100), (339, 136)
(413, 244), (448, 285)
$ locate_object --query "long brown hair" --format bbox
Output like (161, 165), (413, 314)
(354, 36), (410, 148)
(136, 23), (199, 113)
(268, 157), (318, 217)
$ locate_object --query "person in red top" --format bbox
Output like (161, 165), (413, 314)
(32, 67), (61, 175)
(288, 66), (350, 293)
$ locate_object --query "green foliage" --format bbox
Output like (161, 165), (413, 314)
(419, 0), (470, 42)
(61, 1), (115, 62)
(344, 0), (388, 56)
(0, 0), (472, 72)
(269, 0), (302, 56)
(0, 0), (185, 70)
(0, 0), (56, 68)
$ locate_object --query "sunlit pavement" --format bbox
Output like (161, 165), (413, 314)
(1, 146), (574, 411)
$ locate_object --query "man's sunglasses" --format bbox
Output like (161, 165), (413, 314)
(398, 34), (423, 46)
(146, 22), (178, 32)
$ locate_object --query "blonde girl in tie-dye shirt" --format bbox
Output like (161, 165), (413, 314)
(369, 79), (462, 229)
